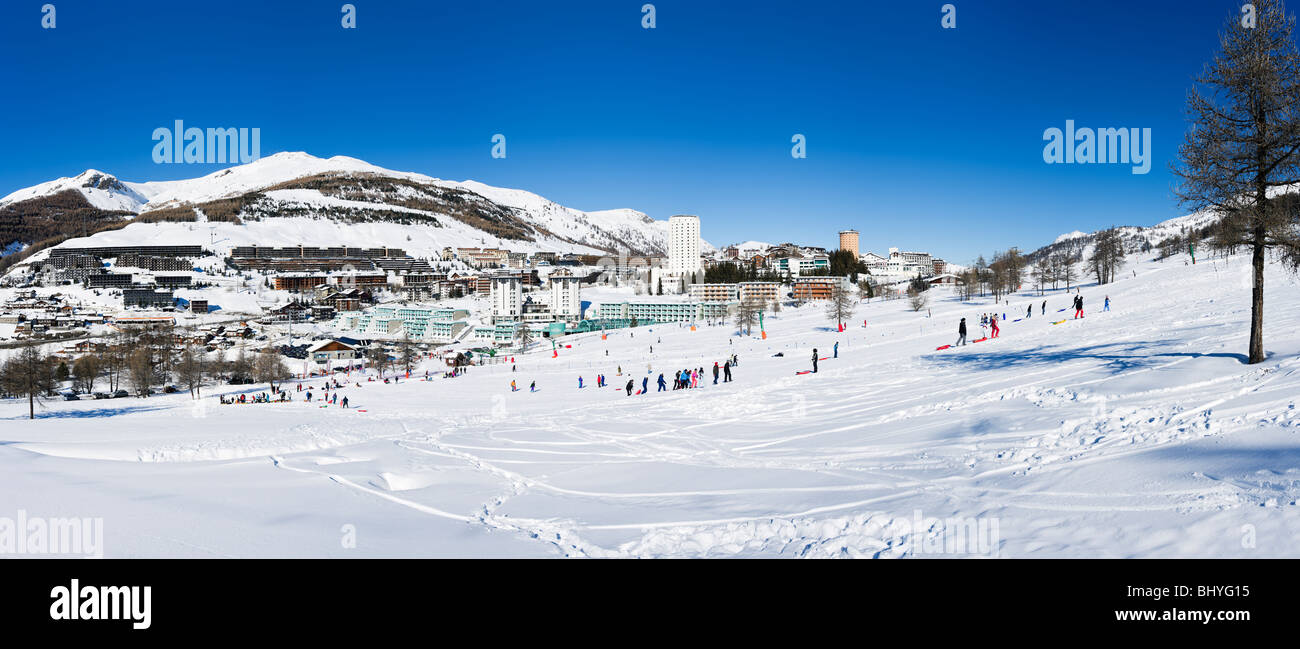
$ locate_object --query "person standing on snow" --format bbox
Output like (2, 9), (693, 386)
(657, 373), (667, 392)
(1104, 295), (1110, 311)
(341, 396), (349, 409)
(530, 381), (536, 392)
(713, 362), (720, 385)
(990, 314), (1000, 338)
(1074, 294), (1084, 319)
(956, 317), (967, 346)
(812, 349), (819, 373)
(1026, 304), (1033, 319)
(641, 376), (648, 394)
(1041, 300), (1046, 315)
(723, 360), (732, 382)
(625, 379), (634, 396)
(833, 341), (839, 358)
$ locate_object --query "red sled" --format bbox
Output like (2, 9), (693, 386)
(972, 337), (989, 343)
(795, 370), (812, 375)
(935, 345), (951, 351)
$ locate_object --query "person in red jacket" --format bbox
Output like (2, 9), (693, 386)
(990, 315), (1000, 338)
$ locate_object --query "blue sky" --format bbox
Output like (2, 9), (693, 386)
(0, 1), (1248, 263)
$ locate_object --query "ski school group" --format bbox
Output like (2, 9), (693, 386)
(506, 354), (743, 396)
(941, 292), (1109, 350)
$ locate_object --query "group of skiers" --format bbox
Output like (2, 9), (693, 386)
(954, 293), (1106, 346)
(220, 387), (349, 409)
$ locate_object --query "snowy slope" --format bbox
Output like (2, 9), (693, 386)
(3, 249), (1298, 557)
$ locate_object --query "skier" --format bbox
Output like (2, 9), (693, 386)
(812, 349), (819, 373)
(1104, 295), (1110, 311)
(956, 317), (967, 346)
(990, 314), (1000, 339)
(833, 341), (839, 358)
(657, 373), (667, 392)
(625, 379), (634, 396)
(713, 362), (720, 385)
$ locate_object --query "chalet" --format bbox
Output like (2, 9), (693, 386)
(307, 339), (359, 364)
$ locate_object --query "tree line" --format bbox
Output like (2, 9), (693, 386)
(0, 326), (291, 419)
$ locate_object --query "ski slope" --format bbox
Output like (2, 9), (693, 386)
(2, 252), (1299, 557)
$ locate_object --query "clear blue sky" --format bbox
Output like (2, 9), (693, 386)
(0, 1), (1246, 263)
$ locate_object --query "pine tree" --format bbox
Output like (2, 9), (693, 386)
(1, 345), (55, 419)
(1174, 0), (1300, 363)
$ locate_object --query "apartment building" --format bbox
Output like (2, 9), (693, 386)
(791, 276), (850, 301)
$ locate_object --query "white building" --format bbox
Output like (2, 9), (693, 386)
(547, 268), (583, 324)
(490, 275), (522, 324)
(667, 214), (702, 279)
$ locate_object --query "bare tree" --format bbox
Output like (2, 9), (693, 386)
(734, 298), (759, 335)
(366, 346), (391, 378)
(127, 347), (155, 398)
(908, 285), (930, 312)
(825, 283), (857, 329)
(72, 353), (102, 394)
(176, 342), (208, 398)
(1058, 254), (1077, 290)
(1, 345), (56, 419)
(1089, 227), (1127, 285)
(253, 350), (290, 390)
(1173, 0), (1300, 363)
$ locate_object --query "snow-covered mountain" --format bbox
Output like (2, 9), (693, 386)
(0, 152), (707, 261)
(0, 169), (149, 213)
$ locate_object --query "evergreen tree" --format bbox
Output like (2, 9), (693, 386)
(1174, 0), (1300, 363)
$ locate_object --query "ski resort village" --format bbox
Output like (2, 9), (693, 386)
(0, 151), (1296, 558)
